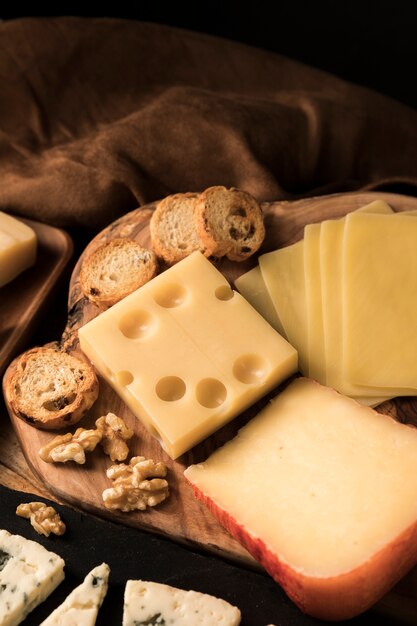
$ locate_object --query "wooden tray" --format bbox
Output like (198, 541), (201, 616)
(4, 192), (417, 622)
(0, 218), (73, 377)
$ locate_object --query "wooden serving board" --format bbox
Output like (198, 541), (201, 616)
(5, 191), (417, 583)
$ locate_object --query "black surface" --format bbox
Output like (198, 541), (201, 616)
(0, 485), (399, 625)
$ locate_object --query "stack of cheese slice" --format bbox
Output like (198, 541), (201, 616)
(236, 200), (417, 405)
(185, 378), (417, 621)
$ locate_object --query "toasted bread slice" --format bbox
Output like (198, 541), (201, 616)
(6, 347), (99, 429)
(195, 186), (265, 261)
(80, 239), (158, 308)
(150, 192), (209, 265)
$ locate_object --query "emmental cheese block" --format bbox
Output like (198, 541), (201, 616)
(79, 252), (297, 459)
(0, 529), (65, 626)
(185, 378), (417, 621)
(122, 580), (241, 626)
(0, 211), (36, 287)
(39, 563), (109, 626)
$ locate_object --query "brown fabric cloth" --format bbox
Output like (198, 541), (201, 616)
(1, 16), (417, 231)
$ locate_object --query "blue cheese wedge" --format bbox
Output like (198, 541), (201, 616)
(122, 580), (241, 626)
(39, 563), (110, 625)
(0, 529), (65, 626)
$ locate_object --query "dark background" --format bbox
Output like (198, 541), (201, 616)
(1, 2), (417, 109)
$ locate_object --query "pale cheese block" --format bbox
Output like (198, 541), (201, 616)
(234, 265), (285, 336)
(122, 580), (241, 626)
(0, 529), (65, 626)
(185, 378), (417, 621)
(79, 252), (297, 459)
(0, 211), (36, 287)
(39, 563), (109, 626)
(343, 212), (417, 389)
(259, 240), (308, 374)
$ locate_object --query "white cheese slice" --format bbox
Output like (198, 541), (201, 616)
(39, 563), (109, 625)
(0, 211), (36, 288)
(122, 580), (241, 626)
(0, 529), (65, 626)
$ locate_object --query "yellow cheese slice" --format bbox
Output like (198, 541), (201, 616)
(259, 241), (308, 374)
(79, 252), (297, 459)
(185, 378), (417, 621)
(343, 212), (417, 389)
(304, 223), (325, 381)
(320, 200), (404, 401)
(234, 266), (285, 336)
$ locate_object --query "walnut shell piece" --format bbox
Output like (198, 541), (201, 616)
(102, 456), (169, 512)
(39, 427), (103, 464)
(95, 412), (134, 462)
(16, 502), (66, 537)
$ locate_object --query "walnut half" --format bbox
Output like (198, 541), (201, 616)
(95, 412), (134, 462)
(16, 502), (66, 537)
(39, 427), (103, 464)
(102, 456), (169, 512)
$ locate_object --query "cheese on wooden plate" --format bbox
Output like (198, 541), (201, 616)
(79, 252), (297, 458)
(185, 378), (417, 621)
(0, 211), (36, 288)
(122, 580), (241, 626)
(39, 563), (109, 625)
(0, 529), (65, 626)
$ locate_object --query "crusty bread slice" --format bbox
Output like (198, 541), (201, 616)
(195, 186), (265, 261)
(80, 239), (158, 308)
(6, 347), (99, 429)
(150, 192), (210, 264)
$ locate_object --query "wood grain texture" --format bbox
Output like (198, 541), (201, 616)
(5, 191), (417, 609)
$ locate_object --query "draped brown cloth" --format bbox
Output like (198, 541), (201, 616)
(1, 16), (417, 231)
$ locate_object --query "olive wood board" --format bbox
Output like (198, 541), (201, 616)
(0, 217), (73, 377)
(4, 192), (417, 623)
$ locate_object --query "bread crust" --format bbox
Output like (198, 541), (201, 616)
(150, 192), (210, 264)
(195, 186), (265, 261)
(80, 239), (158, 308)
(6, 347), (99, 430)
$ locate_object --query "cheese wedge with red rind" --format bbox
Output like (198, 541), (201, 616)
(185, 378), (417, 620)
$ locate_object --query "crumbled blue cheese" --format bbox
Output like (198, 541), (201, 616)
(122, 580), (241, 626)
(0, 529), (65, 626)
(39, 562), (110, 625)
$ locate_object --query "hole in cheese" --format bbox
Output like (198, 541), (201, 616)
(155, 376), (186, 402)
(215, 285), (234, 301)
(233, 354), (268, 384)
(196, 378), (227, 409)
(116, 371), (134, 386)
(119, 309), (154, 339)
(153, 283), (187, 308)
